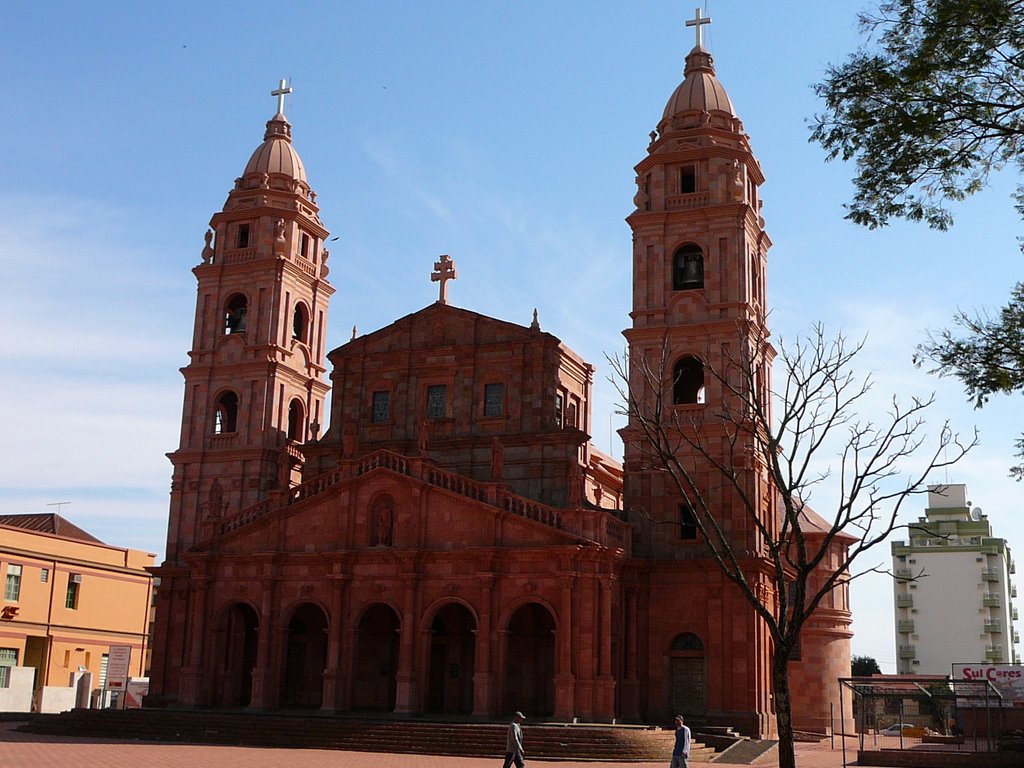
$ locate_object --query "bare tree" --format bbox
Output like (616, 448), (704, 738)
(610, 323), (974, 768)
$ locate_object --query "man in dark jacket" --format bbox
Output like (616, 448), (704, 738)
(671, 714), (691, 768)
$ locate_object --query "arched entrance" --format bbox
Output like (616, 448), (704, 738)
(426, 603), (476, 714)
(214, 602), (259, 707)
(668, 632), (706, 717)
(281, 603), (328, 708)
(503, 602), (555, 717)
(352, 603), (400, 711)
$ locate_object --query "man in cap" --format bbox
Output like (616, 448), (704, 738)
(502, 710), (526, 768)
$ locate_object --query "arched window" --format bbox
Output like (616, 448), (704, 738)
(672, 245), (704, 290)
(214, 391), (239, 434)
(670, 632), (704, 652)
(291, 302), (309, 343)
(224, 294), (248, 334)
(673, 356), (705, 405)
(287, 398), (304, 442)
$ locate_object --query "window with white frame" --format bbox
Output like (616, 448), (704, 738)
(4, 564), (22, 601)
(0, 648), (17, 687)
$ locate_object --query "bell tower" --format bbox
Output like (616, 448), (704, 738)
(165, 81), (334, 562)
(621, 18), (774, 558)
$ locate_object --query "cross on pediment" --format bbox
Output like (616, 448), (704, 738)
(271, 78), (293, 116)
(431, 254), (458, 304)
(685, 7), (712, 48)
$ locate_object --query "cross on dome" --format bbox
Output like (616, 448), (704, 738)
(685, 7), (712, 48)
(431, 255), (458, 304)
(271, 79), (293, 116)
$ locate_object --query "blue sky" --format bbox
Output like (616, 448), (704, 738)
(2, 1), (1021, 672)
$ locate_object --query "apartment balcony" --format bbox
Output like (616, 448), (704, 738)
(1014, 608), (1020, 621)
(896, 594), (914, 608)
(986, 646), (1004, 661)
(1013, 585), (1018, 598)
(895, 568), (914, 581)
(898, 645), (916, 659)
(898, 620), (915, 634)
(982, 569), (1002, 581)
(1012, 561), (1017, 575)
(983, 594), (1002, 608)
(1015, 631), (1021, 644)
(984, 620), (1002, 633)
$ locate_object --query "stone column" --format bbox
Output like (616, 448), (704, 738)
(553, 576), (576, 720)
(178, 574), (209, 706)
(596, 576), (617, 721)
(321, 570), (347, 710)
(394, 577), (418, 713)
(473, 574), (496, 715)
(619, 587), (642, 721)
(248, 575), (275, 708)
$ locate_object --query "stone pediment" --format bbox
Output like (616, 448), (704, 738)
(197, 450), (626, 557)
(330, 303), (550, 359)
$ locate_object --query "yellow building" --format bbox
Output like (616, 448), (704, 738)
(0, 513), (155, 709)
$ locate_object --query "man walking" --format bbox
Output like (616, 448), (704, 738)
(502, 711), (526, 768)
(671, 714), (691, 768)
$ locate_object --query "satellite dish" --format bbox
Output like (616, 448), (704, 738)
(972, 507), (983, 519)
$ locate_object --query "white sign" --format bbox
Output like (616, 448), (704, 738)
(953, 663), (1024, 708)
(106, 645), (131, 691)
(124, 678), (149, 708)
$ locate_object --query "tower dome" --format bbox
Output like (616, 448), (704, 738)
(661, 45), (735, 124)
(242, 113), (307, 183)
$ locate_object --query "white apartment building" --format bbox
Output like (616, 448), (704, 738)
(892, 484), (1019, 674)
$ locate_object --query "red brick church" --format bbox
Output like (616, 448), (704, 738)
(149, 21), (852, 736)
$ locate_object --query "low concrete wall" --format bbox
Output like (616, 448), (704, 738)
(0, 667), (35, 712)
(38, 671), (87, 714)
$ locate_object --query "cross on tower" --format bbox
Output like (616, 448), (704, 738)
(431, 254), (458, 304)
(685, 7), (712, 48)
(271, 78), (293, 116)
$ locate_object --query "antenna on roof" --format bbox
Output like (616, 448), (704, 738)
(46, 501), (71, 515)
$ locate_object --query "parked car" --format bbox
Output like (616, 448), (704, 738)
(880, 723), (916, 736)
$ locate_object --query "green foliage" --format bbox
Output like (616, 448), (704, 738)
(815, 2), (1024, 478)
(916, 283), (1024, 479)
(852, 654), (882, 676)
(811, 0), (1024, 230)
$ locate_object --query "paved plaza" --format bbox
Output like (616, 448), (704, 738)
(0, 721), (860, 768)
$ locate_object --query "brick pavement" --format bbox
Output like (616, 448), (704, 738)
(0, 721), (863, 768)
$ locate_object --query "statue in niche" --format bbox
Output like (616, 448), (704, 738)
(372, 503), (394, 547)
(594, 484), (604, 507)
(568, 464), (584, 507)
(207, 479), (224, 518)
(320, 247), (330, 278)
(699, 110), (711, 126)
(258, 172), (269, 189)
(341, 420), (358, 459)
(491, 437), (504, 482)
(274, 218), (286, 243)
(201, 229), (215, 264)
(417, 419), (430, 455)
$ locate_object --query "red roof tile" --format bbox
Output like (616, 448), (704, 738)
(0, 513), (104, 544)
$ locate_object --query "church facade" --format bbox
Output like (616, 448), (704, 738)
(149, 30), (852, 736)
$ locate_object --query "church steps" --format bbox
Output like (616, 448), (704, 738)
(18, 710), (718, 761)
